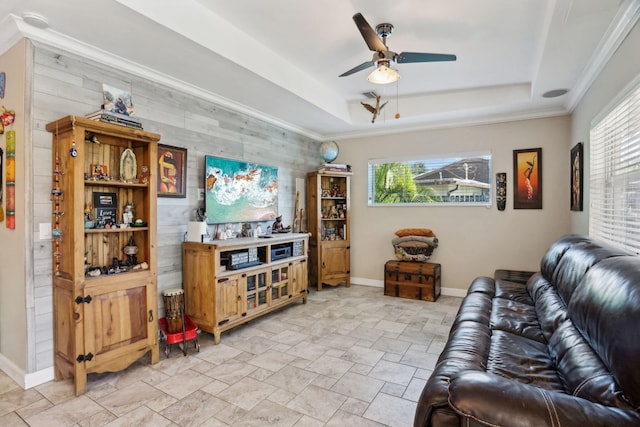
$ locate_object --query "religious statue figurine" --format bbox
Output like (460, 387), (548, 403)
(120, 148), (137, 183)
(123, 202), (134, 226)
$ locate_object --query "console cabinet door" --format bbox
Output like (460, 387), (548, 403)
(291, 259), (308, 297)
(216, 275), (244, 324)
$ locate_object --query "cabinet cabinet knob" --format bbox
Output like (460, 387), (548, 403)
(75, 295), (92, 305)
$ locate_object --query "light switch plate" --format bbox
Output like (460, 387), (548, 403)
(39, 223), (52, 240)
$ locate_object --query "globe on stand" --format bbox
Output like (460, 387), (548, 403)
(320, 141), (339, 163)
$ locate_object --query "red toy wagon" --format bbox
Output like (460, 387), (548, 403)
(159, 314), (200, 357)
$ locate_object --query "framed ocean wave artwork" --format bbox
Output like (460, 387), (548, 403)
(205, 156), (278, 224)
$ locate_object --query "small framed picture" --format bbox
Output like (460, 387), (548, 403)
(513, 148), (542, 209)
(93, 192), (117, 208)
(90, 164), (108, 178)
(92, 192), (117, 227)
(570, 142), (583, 211)
(157, 144), (187, 198)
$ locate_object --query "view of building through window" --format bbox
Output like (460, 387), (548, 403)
(368, 153), (492, 206)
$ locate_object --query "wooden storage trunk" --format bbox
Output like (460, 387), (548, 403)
(384, 260), (441, 302)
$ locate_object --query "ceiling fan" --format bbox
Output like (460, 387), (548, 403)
(339, 13), (457, 84)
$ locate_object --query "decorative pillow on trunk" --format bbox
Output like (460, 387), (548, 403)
(395, 228), (436, 238)
(393, 230), (438, 261)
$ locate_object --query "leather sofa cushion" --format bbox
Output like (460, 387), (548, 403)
(548, 320), (630, 409)
(529, 273), (569, 342)
(487, 330), (565, 392)
(553, 241), (630, 306)
(466, 276), (494, 296)
(490, 298), (545, 343)
(568, 256), (640, 408)
(452, 291), (492, 325)
(416, 321), (492, 424)
(449, 371), (640, 427)
(540, 234), (591, 281)
(437, 321), (491, 370)
(527, 271), (554, 301)
(494, 278), (534, 305)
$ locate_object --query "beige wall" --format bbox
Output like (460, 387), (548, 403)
(0, 39), (28, 371)
(337, 116), (572, 293)
(571, 20), (640, 235)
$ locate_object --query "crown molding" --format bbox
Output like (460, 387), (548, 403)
(2, 4), (636, 142)
(566, 0), (640, 112)
(2, 14), (326, 141)
(0, 15), (24, 56)
(325, 106), (570, 142)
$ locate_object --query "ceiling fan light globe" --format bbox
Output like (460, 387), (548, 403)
(367, 65), (400, 84)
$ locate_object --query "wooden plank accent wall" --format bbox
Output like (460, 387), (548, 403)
(30, 43), (322, 372)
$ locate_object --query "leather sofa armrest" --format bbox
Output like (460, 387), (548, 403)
(448, 371), (640, 427)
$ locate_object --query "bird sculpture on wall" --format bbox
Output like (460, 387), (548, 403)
(361, 95), (388, 123)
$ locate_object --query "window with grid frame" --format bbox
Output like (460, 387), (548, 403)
(590, 77), (640, 253)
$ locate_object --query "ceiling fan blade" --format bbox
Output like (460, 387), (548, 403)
(339, 61), (375, 77)
(353, 13), (387, 52)
(396, 52), (457, 63)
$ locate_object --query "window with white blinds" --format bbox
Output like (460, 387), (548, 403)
(590, 79), (640, 253)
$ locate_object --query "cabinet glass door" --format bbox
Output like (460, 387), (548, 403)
(246, 271), (268, 309)
(271, 265), (289, 302)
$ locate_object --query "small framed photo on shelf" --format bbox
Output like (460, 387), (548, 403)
(90, 164), (108, 179)
(93, 191), (117, 228)
(157, 144), (187, 198)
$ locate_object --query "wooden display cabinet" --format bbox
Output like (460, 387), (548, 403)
(46, 116), (160, 395)
(182, 234), (308, 344)
(307, 171), (352, 290)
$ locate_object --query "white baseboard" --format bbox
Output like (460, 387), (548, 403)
(350, 276), (467, 298)
(350, 277), (383, 287)
(0, 352), (54, 389)
(25, 367), (54, 389)
(441, 288), (467, 298)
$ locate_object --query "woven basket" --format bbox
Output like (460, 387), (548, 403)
(392, 236), (438, 262)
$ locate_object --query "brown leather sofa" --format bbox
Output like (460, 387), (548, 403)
(415, 235), (640, 427)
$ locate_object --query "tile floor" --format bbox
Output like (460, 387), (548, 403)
(0, 285), (461, 427)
